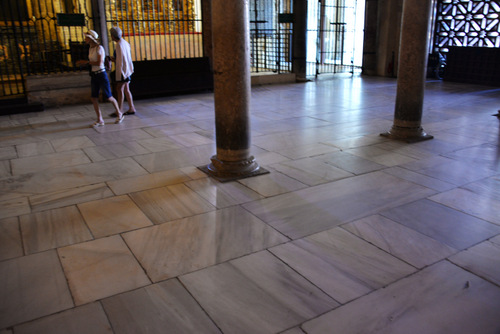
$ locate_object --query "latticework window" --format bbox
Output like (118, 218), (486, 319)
(434, 0), (500, 53)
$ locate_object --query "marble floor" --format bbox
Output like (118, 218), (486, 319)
(1, 75), (500, 334)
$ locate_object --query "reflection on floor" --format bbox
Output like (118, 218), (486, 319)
(1, 76), (500, 334)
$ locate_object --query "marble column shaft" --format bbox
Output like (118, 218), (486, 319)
(385, 0), (433, 141)
(212, 0), (251, 159)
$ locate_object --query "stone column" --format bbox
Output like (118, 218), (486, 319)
(293, 0), (308, 81)
(381, 0), (433, 142)
(201, 0), (267, 181)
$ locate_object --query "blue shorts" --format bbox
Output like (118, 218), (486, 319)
(90, 71), (113, 99)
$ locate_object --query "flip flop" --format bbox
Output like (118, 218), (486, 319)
(92, 121), (105, 128)
(115, 115), (125, 124)
(124, 111), (136, 115)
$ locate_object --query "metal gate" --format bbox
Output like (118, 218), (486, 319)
(249, 0), (293, 74)
(306, 0), (364, 77)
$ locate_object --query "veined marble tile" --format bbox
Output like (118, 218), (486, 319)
(29, 183), (114, 212)
(343, 215), (457, 268)
(58, 235), (151, 305)
(0, 196), (30, 220)
(179, 166), (209, 180)
(274, 143), (339, 160)
(279, 327), (305, 334)
(136, 136), (184, 152)
(123, 206), (288, 281)
(129, 183), (214, 224)
(0, 217), (23, 261)
(13, 302), (112, 334)
(0, 250), (73, 329)
(83, 142), (151, 162)
(430, 188), (500, 226)
(185, 178), (264, 208)
(383, 166), (456, 192)
(318, 150), (386, 175)
(442, 144), (499, 168)
(19, 206), (93, 254)
(302, 261), (500, 334)
(87, 128), (153, 146)
(463, 176), (500, 202)
(78, 195), (152, 238)
(271, 227), (416, 304)
(0, 160), (10, 178)
(102, 279), (221, 334)
(0, 146), (17, 160)
(133, 144), (215, 172)
(237, 168), (307, 197)
(381, 199), (500, 250)
(11, 150), (91, 175)
(107, 169), (190, 195)
(180, 251), (338, 334)
(142, 122), (204, 137)
(252, 150), (290, 166)
(0, 157), (147, 195)
(449, 240), (500, 286)
(243, 171), (435, 239)
(50, 136), (95, 152)
(15, 141), (54, 158)
(169, 132), (214, 147)
(271, 157), (353, 186)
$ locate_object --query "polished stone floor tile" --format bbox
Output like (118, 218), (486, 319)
(180, 251), (338, 334)
(237, 167), (308, 197)
(463, 176), (500, 201)
(274, 142), (339, 159)
(318, 150), (386, 175)
(0, 160), (10, 178)
(0, 157), (148, 195)
(449, 240), (500, 286)
(243, 171), (435, 239)
(83, 142), (151, 162)
(302, 261), (500, 334)
(51, 136), (95, 152)
(0, 197), (30, 220)
(133, 144), (215, 172)
(0, 217), (23, 261)
(270, 227), (415, 304)
(169, 132), (214, 147)
(20, 206), (93, 254)
(11, 150), (91, 175)
(58, 236), (151, 305)
(13, 302), (112, 334)
(78, 195), (153, 238)
(345, 146), (416, 167)
(0, 250), (73, 329)
(16, 141), (54, 158)
(102, 279), (221, 334)
(271, 157), (353, 186)
(381, 199), (500, 250)
(383, 166), (456, 192)
(343, 215), (457, 268)
(430, 188), (500, 225)
(136, 136), (184, 152)
(0, 146), (17, 160)
(123, 206), (288, 281)
(29, 183), (114, 213)
(185, 178), (264, 208)
(107, 169), (191, 195)
(130, 183), (215, 224)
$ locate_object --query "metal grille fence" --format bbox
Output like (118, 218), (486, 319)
(249, 0), (293, 74)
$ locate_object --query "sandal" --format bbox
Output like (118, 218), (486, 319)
(115, 114), (125, 124)
(124, 110), (136, 115)
(92, 121), (105, 128)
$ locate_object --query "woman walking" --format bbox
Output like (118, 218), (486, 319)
(77, 30), (123, 127)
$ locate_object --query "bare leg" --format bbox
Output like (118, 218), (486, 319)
(108, 96), (123, 123)
(91, 97), (104, 123)
(123, 82), (136, 112)
(116, 82), (125, 112)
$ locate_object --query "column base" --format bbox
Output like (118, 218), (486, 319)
(198, 155), (269, 182)
(380, 125), (433, 143)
